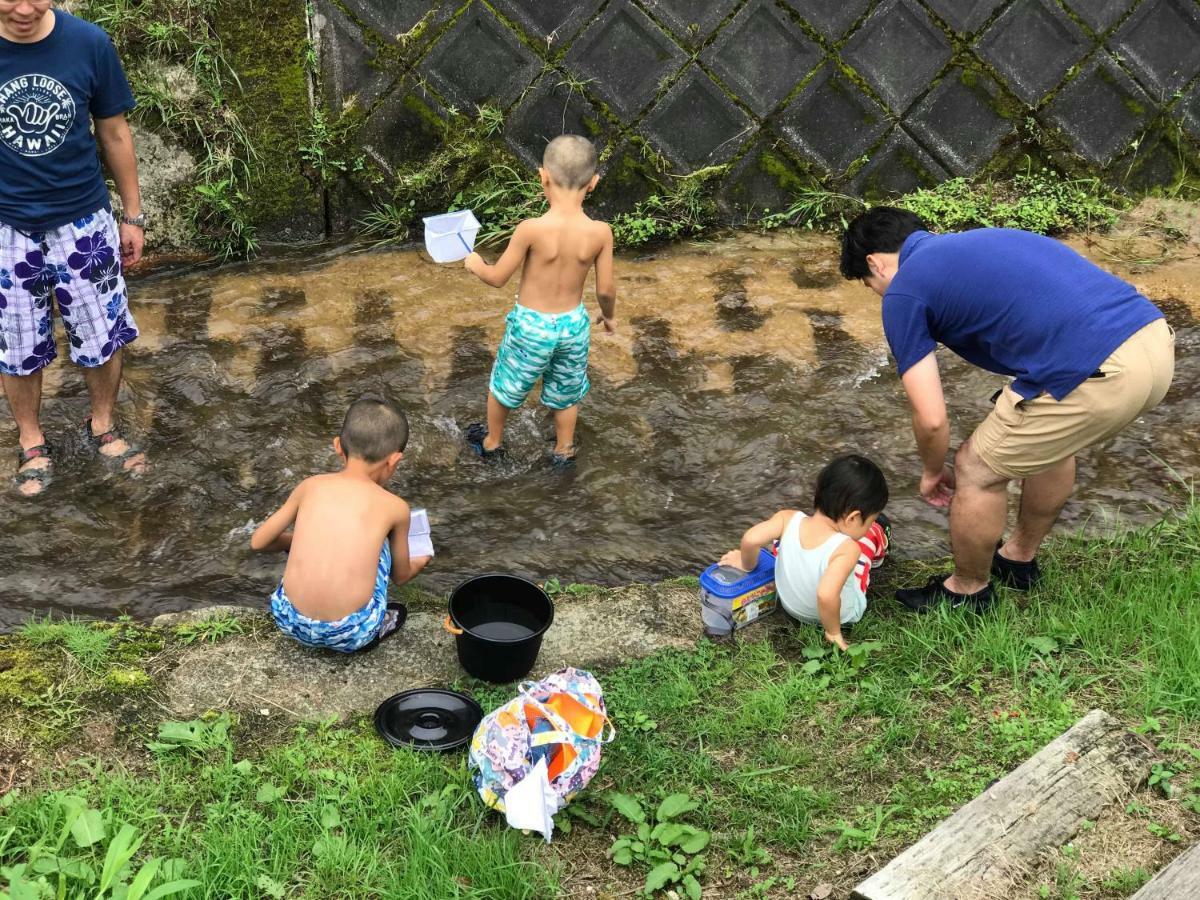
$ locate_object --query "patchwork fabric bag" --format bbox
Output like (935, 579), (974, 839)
(469, 667), (614, 815)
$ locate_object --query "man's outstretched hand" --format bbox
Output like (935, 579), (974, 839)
(920, 465), (955, 508)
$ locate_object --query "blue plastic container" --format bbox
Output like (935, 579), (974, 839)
(699, 548), (777, 636)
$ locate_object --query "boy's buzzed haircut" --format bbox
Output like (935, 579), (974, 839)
(339, 397), (409, 462)
(543, 135), (598, 189)
(813, 454), (888, 520)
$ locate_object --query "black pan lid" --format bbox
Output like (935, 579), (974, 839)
(374, 689), (483, 752)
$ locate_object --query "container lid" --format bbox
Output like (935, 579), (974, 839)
(374, 689), (483, 752)
(700, 547), (777, 598)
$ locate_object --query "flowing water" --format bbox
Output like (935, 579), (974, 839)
(1, 228), (1197, 629)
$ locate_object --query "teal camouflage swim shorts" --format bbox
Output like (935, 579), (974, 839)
(490, 302), (591, 410)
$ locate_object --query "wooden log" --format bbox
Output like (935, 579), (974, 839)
(853, 709), (1157, 900)
(1130, 843), (1200, 899)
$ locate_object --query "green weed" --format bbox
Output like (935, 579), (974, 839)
(173, 614), (245, 645)
(607, 792), (709, 898)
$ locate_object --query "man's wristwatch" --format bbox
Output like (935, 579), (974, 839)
(120, 212), (147, 228)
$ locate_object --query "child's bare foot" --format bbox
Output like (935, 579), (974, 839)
(84, 418), (147, 477)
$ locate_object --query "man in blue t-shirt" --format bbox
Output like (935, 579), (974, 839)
(0, 0), (147, 496)
(840, 207), (1174, 613)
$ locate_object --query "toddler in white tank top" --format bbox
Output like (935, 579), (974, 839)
(719, 455), (889, 650)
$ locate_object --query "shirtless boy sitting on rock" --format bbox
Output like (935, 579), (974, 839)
(251, 397), (430, 653)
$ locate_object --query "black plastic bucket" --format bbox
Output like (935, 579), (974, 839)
(445, 574), (554, 683)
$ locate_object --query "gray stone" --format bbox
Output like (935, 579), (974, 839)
(841, 0), (952, 113)
(924, 0), (1003, 34)
(1110, 0), (1200, 96)
(642, 0), (729, 45)
(358, 80), (449, 174)
(717, 138), (804, 220)
(589, 141), (661, 216)
(314, 0), (396, 113)
(163, 584), (707, 721)
(491, 0), (595, 46)
(642, 67), (755, 170)
(130, 124), (198, 252)
(1180, 83), (1200, 137)
(907, 68), (1016, 175)
(565, 1), (688, 118)
(977, 0), (1090, 105)
(419, 5), (541, 111)
(850, 128), (949, 197)
(504, 76), (612, 169)
(782, 0), (873, 41)
(338, 0), (455, 45)
(777, 65), (891, 174)
(1065, 0), (1129, 33)
(1044, 55), (1155, 164)
(702, 0), (821, 117)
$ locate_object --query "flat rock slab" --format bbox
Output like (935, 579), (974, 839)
(1130, 841), (1200, 899)
(853, 709), (1158, 900)
(163, 583), (705, 721)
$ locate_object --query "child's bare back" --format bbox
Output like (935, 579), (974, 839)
(277, 473), (409, 620)
(510, 209), (611, 315)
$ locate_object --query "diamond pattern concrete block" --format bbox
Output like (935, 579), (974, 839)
(504, 77), (611, 169)
(924, 0), (1003, 34)
(907, 68), (1015, 175)
(977, 0), (1089, 105)
(1111, 0), (1200, 95)
(590, 141), (660, 216)
(315, 0), (396, 113)
(491, 0), (594, 45)
(1044, 56), (1155, 164)
(1180, 83), (1200, 137)
(778, 65), (890, 173)
(642, 0), (729, 45)
(420, 5), (541, 110)
(339, 0), (454, 44)
(718, 139), (805, 218)
(850, 129), (949, 197)
(1118, 130), (1185, 190)
(565, 1), (688, 118)
(842, 0), (952, 112)
(782, 0), (873, 41)
(1065, 0), (1128, 32)
(359, 81), (448, 172)
(642, 67), (755, 170)
(702, 0), (821, 116)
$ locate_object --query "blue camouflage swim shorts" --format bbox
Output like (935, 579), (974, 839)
(490, 301), (591, 410)
(0, 208), (138, 376)
(270, 541), (393, 653)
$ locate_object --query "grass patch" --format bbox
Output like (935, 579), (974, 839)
(2, 504), (1198, 896)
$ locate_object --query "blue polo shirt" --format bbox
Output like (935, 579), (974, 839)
(0, 10), (135, 232)
(882, 229), (1164, 400)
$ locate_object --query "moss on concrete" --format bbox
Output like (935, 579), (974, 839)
(214, 0), (324, 240)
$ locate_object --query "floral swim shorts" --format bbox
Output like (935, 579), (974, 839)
(0, 207), (138, 376)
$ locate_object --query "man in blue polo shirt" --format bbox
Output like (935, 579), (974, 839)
(841, 207), (1174, 612)
(1, 0), (146, 496)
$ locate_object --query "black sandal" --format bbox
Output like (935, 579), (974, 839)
(15, 443), (53, 494)
(359, 603), (408, 653)
(82, 418), (145, 474)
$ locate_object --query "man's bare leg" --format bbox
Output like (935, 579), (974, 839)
(944, 439), (1009, 595)
(483, 392), (510, 453)
(551, 404), (579, 458)
(2, 370), (50, 496)
(1000, 456), (1075, 562)
(82, 350), (146, 474)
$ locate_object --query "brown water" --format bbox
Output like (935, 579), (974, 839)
(1, 228), (1197, 629)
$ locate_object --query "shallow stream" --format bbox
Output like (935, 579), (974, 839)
(1, 230), (1196, 629)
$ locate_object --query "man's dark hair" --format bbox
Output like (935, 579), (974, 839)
(813, 454), (888, 520)
(840, 207), (926, 279)
(339, 397), (409, 462)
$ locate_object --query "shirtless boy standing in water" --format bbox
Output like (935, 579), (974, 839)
(251, 397), (430, 653)
(464, 134), (616, 463)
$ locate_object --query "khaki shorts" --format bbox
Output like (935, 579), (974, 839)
(972, 318), (1175, 478)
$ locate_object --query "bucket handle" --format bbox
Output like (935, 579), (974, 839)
(443, 616), (463, 636)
